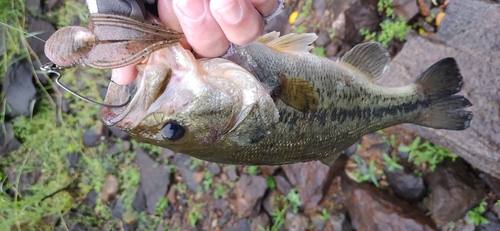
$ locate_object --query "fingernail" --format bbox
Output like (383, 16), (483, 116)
(214, 0), (243, 23)
(176, 0), (206, 21)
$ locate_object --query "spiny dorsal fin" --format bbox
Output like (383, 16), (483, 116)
(340, 42), (390, 81)
(258, 32), (318, 54)
(278, 74), (319, 112)
(257, 31), (280, 44)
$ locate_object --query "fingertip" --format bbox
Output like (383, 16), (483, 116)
(173, 0), (230, 57)
(157, 0), (192, 50)
(111, 65), (137, 85)
(210, 0), (263, 46)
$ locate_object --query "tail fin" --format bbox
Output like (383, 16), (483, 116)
(413, 58), (473, 130)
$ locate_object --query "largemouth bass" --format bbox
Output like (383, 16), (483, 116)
(100, 32), (472, 166)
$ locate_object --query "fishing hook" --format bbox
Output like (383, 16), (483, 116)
(41, 63), (132, 108)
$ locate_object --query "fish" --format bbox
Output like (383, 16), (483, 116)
(44, 13), (183, 69)
(99, 32), (473, 166)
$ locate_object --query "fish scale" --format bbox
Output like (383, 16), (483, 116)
(101, 32), (472, 166)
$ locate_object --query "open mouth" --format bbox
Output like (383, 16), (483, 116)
(99, 65), (171, 128)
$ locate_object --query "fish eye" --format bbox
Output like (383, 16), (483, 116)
(161, 122), (185, 141)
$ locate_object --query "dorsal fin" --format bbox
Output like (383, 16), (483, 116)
(258, 32), (318, 54)
(257, 31), (280, 44)
(340, 42), (390, 81)
(277, 74), (319, 112)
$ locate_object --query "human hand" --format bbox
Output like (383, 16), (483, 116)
(109, 0), (283, 85)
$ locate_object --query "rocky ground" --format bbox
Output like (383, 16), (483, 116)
(1, 0), (500, 230)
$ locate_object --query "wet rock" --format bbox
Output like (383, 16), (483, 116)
(342, 174), (436, 230)
(215, 198), (229, 210)
(385, 167), (427, 203)
(380, 0), (500, 178)
(283, 161), (332, 211)
(208, 163), (221, 175)
(285, 212), (310, 231)
(82, 129), (101, 147)
(476, 211), (500, 231)
(428, 159), (485, 223)
(251, 213), (270, 231)
(132, 186), (146, 212)
(111, 200), (124, 219)
(314, 0), (327, 18)
(233, 218), (251, 231)
(275, 174), (292, 195)
(226, 166), (239, 182)
(7, 165), (42, 195)
(66, 152), (80, 170)
(172, 153), (198, 192)
(262, 190), (283, 215)
(107, 126), (129, 139)
(479, 173), (500, 197)
(342, 0), (379, 44)
(328, 212), (353, 231)
(136, 147), (171, 215)
(392, 0), (420, 21)
(3, 60), (36, 118)
(235, 174), (268, 217)
(314, 30), (331, 47)
(0, 123), (21, 155)
(417, 0), (431, 16)
(101, 174), (119, 202)
(260, 165), (280, 175)
(85, 190), (98, 208)
(310, 213), (327, 231)
(218, 208), (232, 227)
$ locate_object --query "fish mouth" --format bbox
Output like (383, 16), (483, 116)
(99, 65), (171, 129)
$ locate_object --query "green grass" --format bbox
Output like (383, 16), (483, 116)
(360, 0), (411, 47)
(382, 153), (403, 172)
(398, 137), (457, 172)
(0, 1), (150, 229)
(350, 155), (383, 187)
(467, 199), (489, 225)
(247, 165), (259, 175)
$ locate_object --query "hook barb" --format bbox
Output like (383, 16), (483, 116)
(41, 63), (132, 108)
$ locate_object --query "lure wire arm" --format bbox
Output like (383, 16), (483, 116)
(41, 63), (132, 108)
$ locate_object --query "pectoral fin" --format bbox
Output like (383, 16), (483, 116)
(320, 155), (338, 167)
(340, 42), (390, 81)
(277, 74), (319, 112)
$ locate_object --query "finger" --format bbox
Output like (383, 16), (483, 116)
(157, 0), (191, 50)
(210, 0), (264, 46)
(249, 0), (279, 17)
(172, 0), (230, 57)
(111, 64), (137, 85)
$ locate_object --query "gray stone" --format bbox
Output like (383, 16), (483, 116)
(283, 161), (332, 211)
(385, 167), (427, 203)
(136, 147), (171, 215)
(172, 153), (199, 192)
(235, 174), (268, 217)
(392, 0), (420, 21)
(251, 213), (270, 231)
(342, 175), (436, 230)
(428, 159), (485, 223)
(285, 212), (310, 231)
(378, 0), (500, 178)
(0, 123), (21, 155)
(208, 163), (221, 175)
(3, 60), (37, 118)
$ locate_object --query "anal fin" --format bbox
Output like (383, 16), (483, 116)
(278, 74), (319, 112)
(320, 155), (338, 167)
